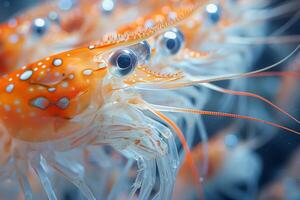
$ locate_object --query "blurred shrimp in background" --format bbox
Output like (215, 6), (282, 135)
(0, 0), (299, 200)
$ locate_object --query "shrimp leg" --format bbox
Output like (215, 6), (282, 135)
(92, 103), (179, 199)
(44, 154), (96, 200)
(31, 155), (58, 200)
(14, 159), (33, 200)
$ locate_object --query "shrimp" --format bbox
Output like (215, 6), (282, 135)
(0, 2), (212, 192)
(0, 1), (299, 200)
(0, 4), (204, 200)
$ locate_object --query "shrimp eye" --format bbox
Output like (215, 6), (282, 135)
(109, 49), (138, 77)
(161, 29), (184, 55)
(31, 18), (50, 36)
(205, 3), (221, 24)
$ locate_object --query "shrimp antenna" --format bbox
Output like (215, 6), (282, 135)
(150, 104), (300, 136)
(202, 83), (300, 124)
(245, 71), (300, 78)
(226, 35), (300, 45)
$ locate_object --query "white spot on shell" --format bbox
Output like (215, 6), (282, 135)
(30, 97), (50, 110)
(20, 70), (33, 81)
(53, 58), (63, 66)
(4, 105), (10, 111)
(82, 69), (93, 76)
(6, 83), (14, 93)
(48, 87), (56, 92)
(98, 62), (107, 69)
(88, 44), (95, 50)
(68, 74), (75, 79)
(206, 3), (218, 14)
(56, 97), (70, 109)
(61, 82), (69, 88)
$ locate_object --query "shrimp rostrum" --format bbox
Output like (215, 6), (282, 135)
(0, 2), (299, 200)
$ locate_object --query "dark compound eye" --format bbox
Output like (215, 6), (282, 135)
(161, 29), (184, 55)
(205, 3), (221, 24)
(110, 49), (138, 77)
(31, 18), (50, 36)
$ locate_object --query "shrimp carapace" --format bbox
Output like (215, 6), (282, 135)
(0, 49), (107, 142)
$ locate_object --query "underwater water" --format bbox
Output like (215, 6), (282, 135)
(0, 0), (299, 200)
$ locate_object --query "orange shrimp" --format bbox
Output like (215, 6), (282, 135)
(0, 4), (203, 199)
(0, 1), (299, 200)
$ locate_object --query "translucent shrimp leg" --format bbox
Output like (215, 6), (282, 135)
(107, 159), (134, 200)
(45, 154), (96, 200)
(91, 103), (178, 199)
(14, 159), (33, 200)
(129, 158), (156, 200)
(95, 124), (173, 200)
(31, 156), (58, 200)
